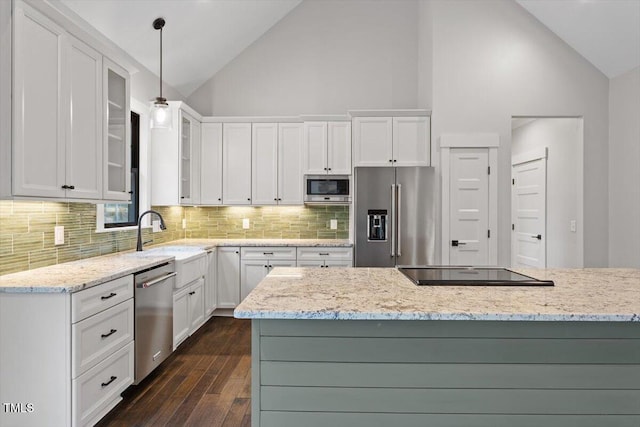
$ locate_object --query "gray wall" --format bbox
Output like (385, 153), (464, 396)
(608, 66), (640, 267)
(512, 118), (582, 268)
(187, 0), (419, 116)
(430, 0), (609, 266)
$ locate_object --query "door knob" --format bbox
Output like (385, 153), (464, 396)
(451, 240), (467, 247)
(531, 234), (542, 240)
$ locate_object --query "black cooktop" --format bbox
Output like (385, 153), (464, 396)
(399, 267), (554, 286)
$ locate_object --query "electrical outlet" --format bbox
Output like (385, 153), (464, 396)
(152, 220), (161, 232)
(330, 219), (338, 230)
(570, 220), (577, 233)
(182, 218), (187, 229)
(54, 226), (64, 245)
(242, 218), (250, 229)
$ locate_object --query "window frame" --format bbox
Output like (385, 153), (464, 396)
(96, 98), (151, 233)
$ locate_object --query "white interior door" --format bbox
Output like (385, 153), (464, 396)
(512, 149), (547, 268)
(449, 148), (489, 265)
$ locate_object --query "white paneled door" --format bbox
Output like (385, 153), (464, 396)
(511, 149), (547, 268)
(449, 148), (490, 265)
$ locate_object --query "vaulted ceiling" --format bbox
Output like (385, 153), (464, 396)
(59, 0), (640, 98)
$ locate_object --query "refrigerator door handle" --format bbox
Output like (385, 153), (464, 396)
(397, 184), (402, 257)
(390, 184), (396, 257)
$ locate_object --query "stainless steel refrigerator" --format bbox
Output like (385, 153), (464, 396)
(354, 167), (435, 267)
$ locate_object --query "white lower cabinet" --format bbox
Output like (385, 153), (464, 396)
(216, 246), (241, 309)
(296, 247), (353, 268)
(72, 341), (134, 427)
(173, 277), (205, 350)
(204, 249), (217, 318)
(0, 275), (134, 427)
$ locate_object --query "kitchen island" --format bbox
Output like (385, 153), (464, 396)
(234, 267), (640, 427)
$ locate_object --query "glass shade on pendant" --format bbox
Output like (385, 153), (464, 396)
(150, 98), (172, 129)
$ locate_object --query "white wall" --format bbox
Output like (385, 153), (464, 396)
(512, 118), (582, 268)
(187, 0), (419, 116)
(430, 0), (609, 266)
(131, 69), (185, 107)
(608, 66), (640, 267)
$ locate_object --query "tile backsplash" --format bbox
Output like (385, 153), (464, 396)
(0, 201), (349, 275)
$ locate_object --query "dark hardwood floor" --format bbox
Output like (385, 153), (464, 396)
(96, 317), (252, 427)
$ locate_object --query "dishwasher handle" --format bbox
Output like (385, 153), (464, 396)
(137, 272), (176, 288)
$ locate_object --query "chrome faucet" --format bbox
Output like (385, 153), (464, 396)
(136, 210), (167, 251)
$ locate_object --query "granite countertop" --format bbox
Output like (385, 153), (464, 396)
(0, 238), (352, 293)
(234, 267), (640, 322)
(0, 252), (173, 293)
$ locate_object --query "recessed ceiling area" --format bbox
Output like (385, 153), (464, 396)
(60, 0), (302, 97)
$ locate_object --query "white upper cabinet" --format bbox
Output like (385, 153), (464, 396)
(278, 123), (304, 204)
(327, 122), (352, 175)
(10, 1), (132, 202)
(251, 122), (303, 205)
(103, 58), (130, 201)
(353, 115), (430, 167)
(151, 103), (201, 205)
(200, 122), (223, 205)
(223, 123), (252, 205)
(392, 116), (430, 166)
(303, 121), (351, 175)
(12, 4), (67, 198)
(66, 36), (103, 200)
(352, 117), (392, 167)
(251, 123), (279, 205)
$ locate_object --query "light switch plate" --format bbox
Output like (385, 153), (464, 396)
(152, 220), (161, 232)
(242, 218), (250, 229)
(570, 220), (576, 233)
(54, 226), (64, 245)
(330, 219), (338, 230)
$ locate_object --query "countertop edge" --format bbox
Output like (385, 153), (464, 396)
(233, 310), (640, 322)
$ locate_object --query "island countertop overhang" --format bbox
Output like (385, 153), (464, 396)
(234, 267), (640, 322)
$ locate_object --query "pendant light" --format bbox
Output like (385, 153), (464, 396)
(150, 17), (172, 129)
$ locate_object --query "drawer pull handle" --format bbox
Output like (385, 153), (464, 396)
(189, 291), (196, 296)
(101, 329), (117, 339)
(101, 292), (117, 300)
(263, 252), (274, 255)
(319, 253), (330, 256)
(101, 376), (117, 388)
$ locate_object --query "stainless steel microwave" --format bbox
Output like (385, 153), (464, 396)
(304, 175), (351, 204)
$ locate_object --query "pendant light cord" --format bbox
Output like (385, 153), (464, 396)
(153, 17), (166, 102)
(159, 25), (163, 99)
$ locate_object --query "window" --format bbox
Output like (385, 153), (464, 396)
(104, 111), (140, 228)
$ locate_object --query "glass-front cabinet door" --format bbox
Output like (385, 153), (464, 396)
(103, 57), (131, 201)
(180, 113), (192, 203)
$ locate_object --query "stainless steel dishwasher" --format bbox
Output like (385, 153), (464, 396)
(134, 261), (175, 383)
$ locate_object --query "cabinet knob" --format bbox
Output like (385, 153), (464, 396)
(218, 198), (221, 201)
(274, 198), (277, 201)
(278, 198), (282, 201)
(393, 159), (397, 163)
(388, 159), (393, 163)
(247, 198), (251, 201)
(328, 168), (332, 171)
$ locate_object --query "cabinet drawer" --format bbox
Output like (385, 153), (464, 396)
(72, 341), (134, 427)
(175, 253), (206, 288)
(241, 247), (297, 260)
(72, 275), (133, 323)
(296, 247), (353, 261)
(72, 299), (134, 378)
